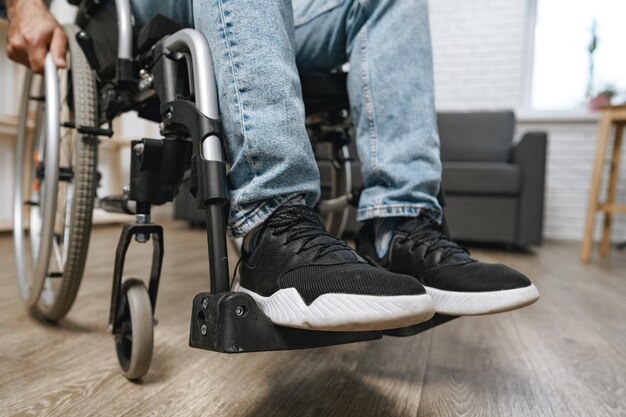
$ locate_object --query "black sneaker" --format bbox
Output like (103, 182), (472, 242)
(236, 205), (435, 331)
(355, 216), (539, 316)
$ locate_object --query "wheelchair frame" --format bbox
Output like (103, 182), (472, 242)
(15, 0), (457, 380)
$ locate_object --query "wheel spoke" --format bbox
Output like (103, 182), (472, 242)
(62, 183), (73, 265)
(52, 234), (64, 272)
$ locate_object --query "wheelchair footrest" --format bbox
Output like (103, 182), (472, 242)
(189, 291), (459, 353)
(383, 313), (458, 337)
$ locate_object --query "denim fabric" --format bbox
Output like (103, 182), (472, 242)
(292, 0), (442, 222)
(130, 0), (443, 235)
(192, 0), (321, 237)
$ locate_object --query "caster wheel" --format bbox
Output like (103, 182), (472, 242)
(114, 278), (154, 381)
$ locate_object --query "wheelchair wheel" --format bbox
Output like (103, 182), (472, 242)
(13, 24), (98, 320)
(114, 278), (154, 381)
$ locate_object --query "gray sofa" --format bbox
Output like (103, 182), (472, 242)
(174, 111), (547, 246)
(438, 111), (547, 246)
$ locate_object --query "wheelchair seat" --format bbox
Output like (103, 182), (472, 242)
(136, 14), (184, 54)
(77, 3), (184, 77)
(300, 72), (350, 116)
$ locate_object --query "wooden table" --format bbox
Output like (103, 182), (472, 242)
(581, 104), (626, 262)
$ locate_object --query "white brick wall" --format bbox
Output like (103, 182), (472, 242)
(429, 0), (530, 110)
(429, 0), (626, 244)
(518, 119), (626, 242)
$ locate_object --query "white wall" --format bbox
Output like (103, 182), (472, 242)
(0, 26), (18, 116)
(518, 117), (626, 241)
(430, 0), (531, 111)
(429, 0), (626, 242)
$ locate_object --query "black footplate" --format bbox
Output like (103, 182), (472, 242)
(189, 291), (458, 353)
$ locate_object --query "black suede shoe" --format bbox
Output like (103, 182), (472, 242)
(355, 216), (539, 316)
(236, 205), (434, 331)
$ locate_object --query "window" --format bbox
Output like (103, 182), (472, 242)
(531, 0), (626, 110)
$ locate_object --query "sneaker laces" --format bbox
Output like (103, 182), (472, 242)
(400, 217), (471, 262)
(268, 206), (355, 260)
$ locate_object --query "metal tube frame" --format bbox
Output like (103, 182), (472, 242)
(162, 30), (220, 122)
(162, 30), (223, 163)
(114, 0), (133, 60)
(13, 71), (33, 301)
(13, 55), (61, 306)
(157, 29), (231, 294)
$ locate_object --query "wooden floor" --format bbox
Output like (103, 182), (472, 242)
(0, 222), (625, 417)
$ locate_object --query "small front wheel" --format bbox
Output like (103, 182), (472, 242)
(114, 278), (154, 381)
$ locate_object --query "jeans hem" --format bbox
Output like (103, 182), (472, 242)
(357, 204), (442, 223)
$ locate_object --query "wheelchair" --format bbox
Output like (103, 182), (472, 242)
(13, 0), (456, 380)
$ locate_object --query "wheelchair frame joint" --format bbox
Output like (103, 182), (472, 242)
(129, 137), (192, 206)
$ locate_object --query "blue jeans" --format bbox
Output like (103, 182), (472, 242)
(23, 0), (444, 237)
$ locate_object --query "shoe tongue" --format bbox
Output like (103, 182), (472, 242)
(268, 204), (365, 263)
(445, 251), (473, 264)
(395, 217), (427, 233)
(395, 216), (472, 263)
(330, 246), (366, 263)
(266, 204), (314, 226)
(306, 230), (365, 263)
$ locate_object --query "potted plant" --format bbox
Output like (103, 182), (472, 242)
(589, 86), (617, 111)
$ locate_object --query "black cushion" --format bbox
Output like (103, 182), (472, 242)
(442, 162), (521, 195)
(300, 72), (349, 115)
(136, 14), (184, 54)
(438, 111), (515, 162)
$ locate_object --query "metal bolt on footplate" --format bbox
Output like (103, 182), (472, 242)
(201, 297), (208, 309)
(133, 143), (144, 156)
(200, 324), (207, 336)
(235, 306), (246, 317)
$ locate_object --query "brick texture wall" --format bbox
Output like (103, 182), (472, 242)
(518, 119), (626, 242)
(429, 0), (626, 244)
(429, 0), (529, 111)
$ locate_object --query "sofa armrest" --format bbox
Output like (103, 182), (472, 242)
(512, 131), (548, 245)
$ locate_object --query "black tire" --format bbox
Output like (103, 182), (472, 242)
(34, 24), (98, 320)
(115, 278), (154, 381)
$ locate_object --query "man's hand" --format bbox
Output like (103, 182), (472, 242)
(5, 0), (67, 73)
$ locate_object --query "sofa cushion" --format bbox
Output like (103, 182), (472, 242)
(444, 195), (518, 243)
(438, 111), (515, 162)
(442, 162), (521, 195)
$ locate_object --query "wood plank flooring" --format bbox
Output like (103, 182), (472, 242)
(0, 222), (624, 416)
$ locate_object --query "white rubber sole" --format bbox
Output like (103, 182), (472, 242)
(237, 286), (435, 331)
(424, 284), (540, 316)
